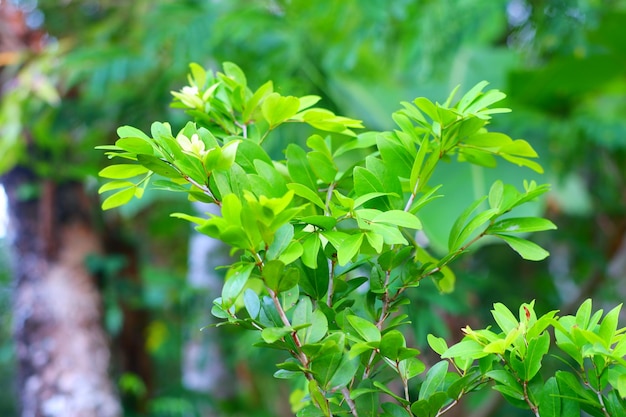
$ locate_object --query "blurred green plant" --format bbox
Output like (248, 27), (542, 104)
(93, 62), (613, 417)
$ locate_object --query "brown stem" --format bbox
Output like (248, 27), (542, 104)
(341, 387), (359, 417)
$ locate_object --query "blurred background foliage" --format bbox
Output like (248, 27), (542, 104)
(1, 0), (626, 416)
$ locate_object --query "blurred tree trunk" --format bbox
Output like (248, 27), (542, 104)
(182, 202), (234, 415)
(3, 168), (121, 417)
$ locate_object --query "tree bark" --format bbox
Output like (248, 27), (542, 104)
(3, 168), (121, 417)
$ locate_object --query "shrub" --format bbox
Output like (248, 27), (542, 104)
(98, 62), (625, 416)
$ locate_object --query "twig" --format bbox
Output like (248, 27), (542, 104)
(341, 387), (359, 417)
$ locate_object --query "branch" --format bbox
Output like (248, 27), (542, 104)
(341, 387), (359, 417)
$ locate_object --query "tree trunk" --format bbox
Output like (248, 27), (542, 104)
(3, 168), (121, 417)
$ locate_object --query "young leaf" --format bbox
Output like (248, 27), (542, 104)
(99, 164), (149, 179)
(262, 93), (300, 128)
(98, 180), (134, 194)
(115, 137), (153, 154)
(101, 187), (136, 210)
(427, 335), (449, 356)
(524, 332), (550, 380)
(117, 125), (151, 140)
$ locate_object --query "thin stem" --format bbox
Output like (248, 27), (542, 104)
(234, 120), (248, 138)
(325, 182), (336, 307)
(375, 269), (392, 329)
(522, 380), (540, 417)
(588, 362), (611, 417)
(403, 178), (420, 212)
(436, 399), (460, 416)
(184, 175), (220, 206)
(326, 258), (336, 307)
(254, 251), (312, 379)
(363, 270), (392, 379)
(341, 387), (359, 417)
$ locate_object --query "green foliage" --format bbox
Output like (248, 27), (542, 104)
(436, 299), (626, 417)
(99, 63), (568, 416)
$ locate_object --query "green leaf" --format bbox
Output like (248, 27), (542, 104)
(442, 339), (488, 360)
(495, 234), (550, 261)
(222, 263), (255, 308)
(448, 196), (487, 251)
(381, 402), (411, 417)
(301, 234), (321, 269)
(287, 183), (325, 210)
(307, 151), (337, 184)
(262, 326), (293, 344)
(262, 93), (300, 127)
(266, 224), (294, 260)
(293, 298), (327, 344)
(489, 180), (504, 210)
(377, 134), (414, 179)
(117, 125), (151, 140)
(243, 289), (261, 319)
(492, 303), (519, 334)
(236, 141), (273, 172)
(286, 144), (318, 192)
(137, 155), (181, 178)
(450, 208), (498, 251)
(488, 217), (557, 234)
(327, 353), (359, 389)
(223, 61), (247, 87)
(243, 80), (273, 122)
(216, 140), (240, 171)
(500, 153), (544, 174)
(101, 187), (136, 210)
(524, 332), (550, 380)
(353, 167), (387, 204)
(538, 377), (561, 417)
(347, 315), (381, 343)
(98, 181), (134, 194)
(485, 370), (523, 395)
(278, 267), (300, 293)
(575, 299), (593, 329)
(300, 216), (336, 230)
(457, 81), (490, 113)
(418, 361), (448, 399)
(337, 233), (364, 266)
(115, 137), (153, 154)
(399, 357), (425, 380)
(427, 335), (448, 356)
(380, 330), (406, 361)
(599, 304), (622, 348)
(99, 164), (150, 179)
(371, 210), (422, 229)
(262, 259), (285, 292)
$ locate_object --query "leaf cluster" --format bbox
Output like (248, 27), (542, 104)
(429, 299), (626, 417)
